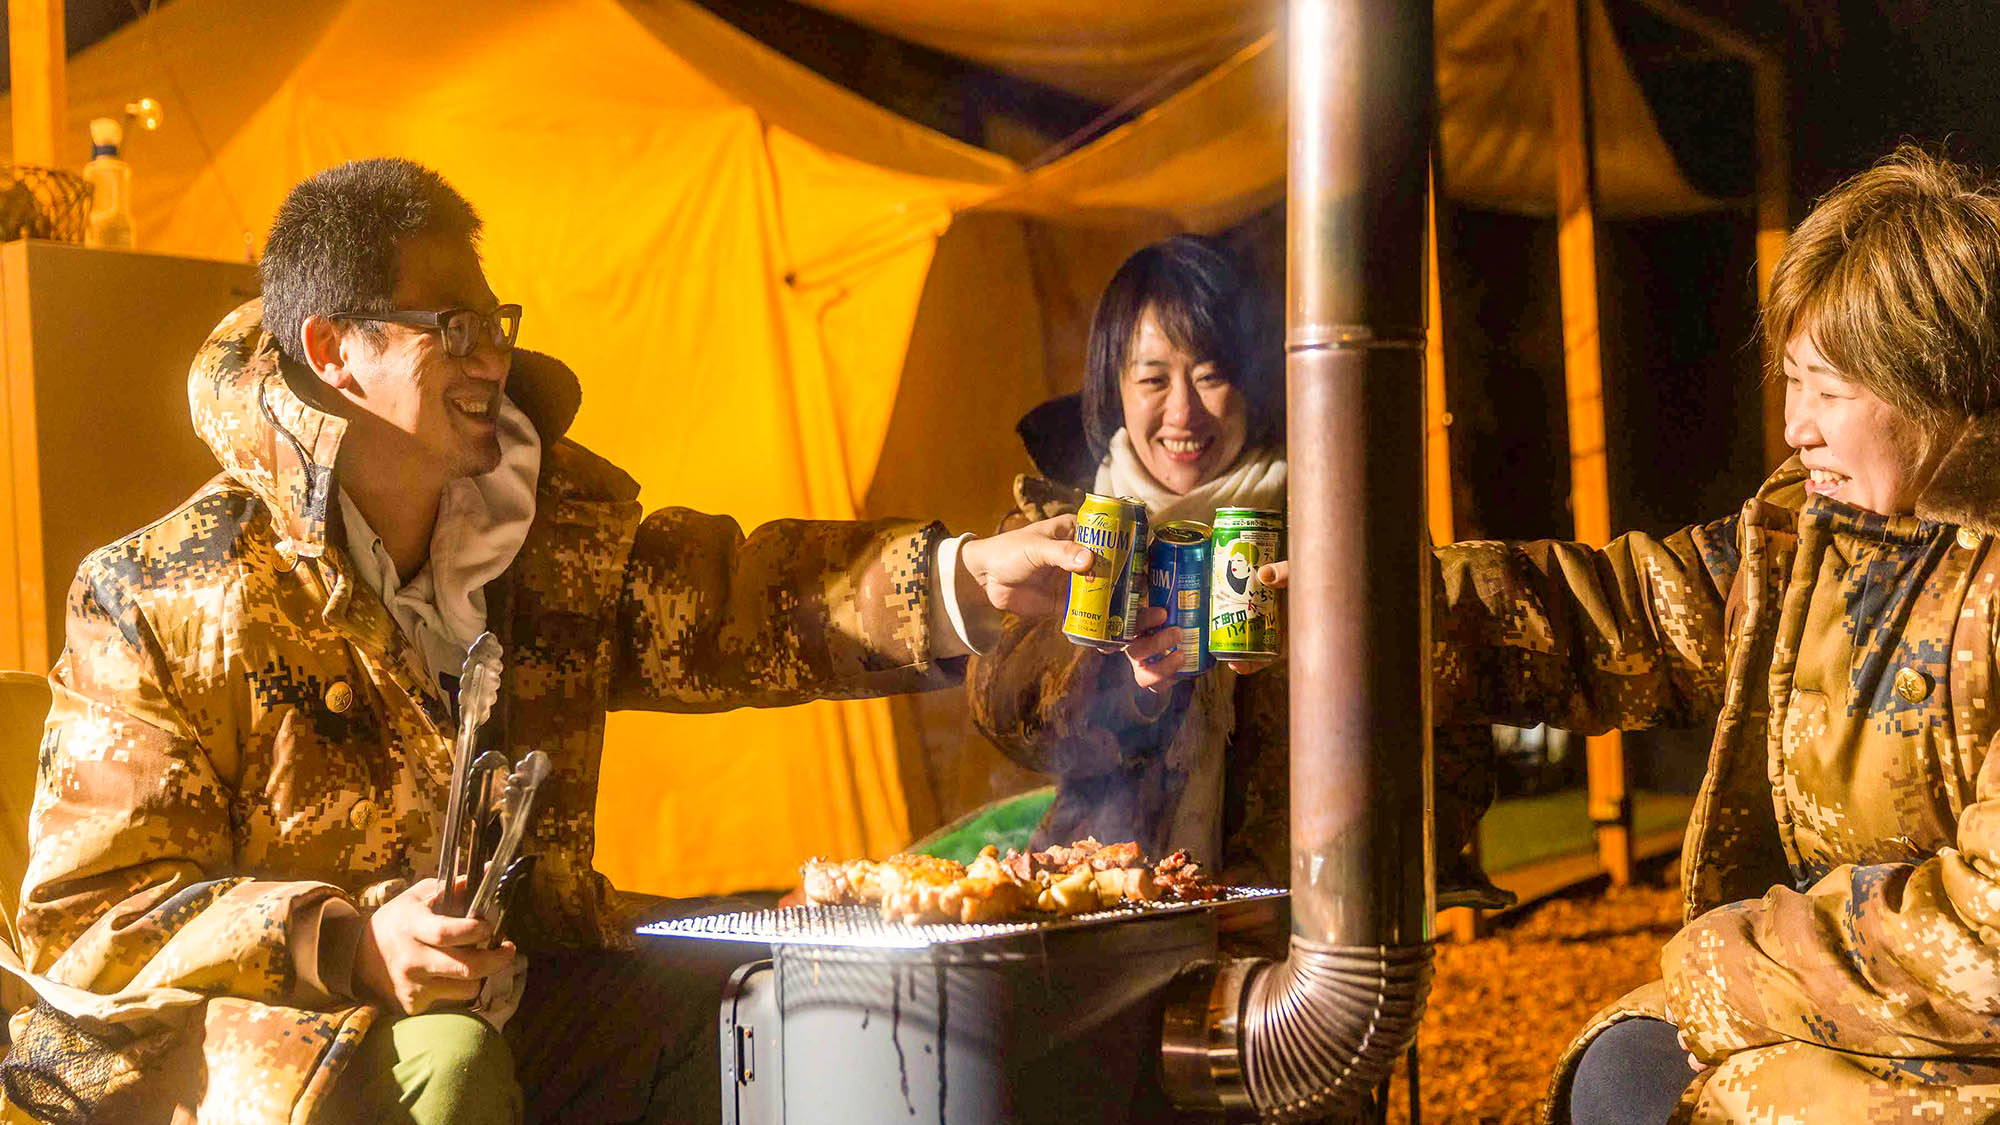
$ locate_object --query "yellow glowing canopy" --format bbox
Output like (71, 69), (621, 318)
(2, 0), (1728, 895)
(2, 0), (1023, 895)
(806, 0), (1721, 219)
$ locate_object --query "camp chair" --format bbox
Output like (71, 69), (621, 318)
(0, 673), (45, 988)
(0, 672), (48, 1125)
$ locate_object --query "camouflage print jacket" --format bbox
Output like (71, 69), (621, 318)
(12, 300), (957, 1122)
(1434, 428), (2000, 1124)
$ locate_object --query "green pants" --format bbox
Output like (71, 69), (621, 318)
(323, 1011), (524, 1125)
(319, 896), (768, 1124)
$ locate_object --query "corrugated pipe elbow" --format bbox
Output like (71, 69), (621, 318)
(1163, 940), (1433, 1120)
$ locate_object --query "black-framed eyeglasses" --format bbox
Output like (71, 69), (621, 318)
(332, 304), (523, 358)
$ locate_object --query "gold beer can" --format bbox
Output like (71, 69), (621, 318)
(1062, 494), (1147, 651)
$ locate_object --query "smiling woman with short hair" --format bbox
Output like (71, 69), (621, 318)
(1428, 147), (2000, 1124)
(1078, 236), (1284, 497)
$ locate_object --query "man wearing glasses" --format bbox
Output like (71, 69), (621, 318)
(9, 158), (1089, 1123)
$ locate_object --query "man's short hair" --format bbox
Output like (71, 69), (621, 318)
(260, 158), (483, 365)
(1764, 145), (2000, 432)
(1081, 235), (1283, 464)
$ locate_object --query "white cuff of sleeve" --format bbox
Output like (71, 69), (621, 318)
(929, 532), (983, 658)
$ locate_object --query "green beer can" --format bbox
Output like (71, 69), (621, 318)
(1062, 494), (1149, 651)
(1208, 507), (1283, 660)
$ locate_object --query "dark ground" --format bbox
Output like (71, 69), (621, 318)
(1385, 871), (1685, 1124)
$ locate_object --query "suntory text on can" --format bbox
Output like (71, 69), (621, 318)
(1062, 494), (1147, 650)
(1148, 521), (1213, 675)
(1208, 507), (1283, 660)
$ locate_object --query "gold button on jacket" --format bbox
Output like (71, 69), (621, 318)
(1959, 527), (1983, 551)
(347, 799), (377, 830)
(324, 680), (354, 713)
(1894, 666), (1932, 704)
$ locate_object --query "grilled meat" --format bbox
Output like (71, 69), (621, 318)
(801, 839), (1217, 922)
(882, 848), (1029, 924)
(800, 853), (946, 907)
(1152, 849), (1220, 901)
(999, 836), (1145, 880)
(799, 852), (1022, 924)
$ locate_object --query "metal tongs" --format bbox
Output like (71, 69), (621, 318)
(435, 633), (550, 935)
(466, 752), (551, 926)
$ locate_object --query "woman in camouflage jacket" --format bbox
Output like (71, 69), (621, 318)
(1434, 149), (2000, 1123)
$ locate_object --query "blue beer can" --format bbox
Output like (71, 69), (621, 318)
(1147, 520), (1214, 675)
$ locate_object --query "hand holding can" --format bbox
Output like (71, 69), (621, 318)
(1208, 508), (1283, 663)
(1123, 606), (1182, 694)
(1061, 494), (1149, 651)
(1221, 558), (1288, 673)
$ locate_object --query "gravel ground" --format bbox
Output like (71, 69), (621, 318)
(1385, 874), (1686, 1124)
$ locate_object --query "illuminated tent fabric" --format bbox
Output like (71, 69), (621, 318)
(806, 0), (1720, 218)
(788, 1), (1269, 106)
(790, 0), (1736, 838)
(4, 0), (1727, 895)
(2, 0), (1015, 895)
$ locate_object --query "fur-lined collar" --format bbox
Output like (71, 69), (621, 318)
(1916, 413), (2000, 535)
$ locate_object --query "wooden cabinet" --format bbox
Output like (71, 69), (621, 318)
(1, 241), (259, 672)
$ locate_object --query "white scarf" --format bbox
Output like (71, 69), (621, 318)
(339, 398), (541, 679)
(430, 399), (541, 647)
(1092, 427), (1287, 524)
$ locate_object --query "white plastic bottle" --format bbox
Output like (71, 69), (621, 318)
(82, 117), (134, 249)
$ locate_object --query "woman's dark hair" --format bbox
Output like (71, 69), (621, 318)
(1081, 235), (1281, 463)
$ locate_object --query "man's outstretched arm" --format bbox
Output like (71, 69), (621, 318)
(612, 510), (1089, 712)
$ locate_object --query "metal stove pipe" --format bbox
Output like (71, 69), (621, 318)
(1161, 0), (1436, 1118)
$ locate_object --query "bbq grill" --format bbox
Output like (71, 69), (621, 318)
(643, 893), (1285, 1124)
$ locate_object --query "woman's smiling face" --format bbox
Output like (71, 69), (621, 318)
(1118, 305), (1248, 495)
(1783, 329), (1952, 516)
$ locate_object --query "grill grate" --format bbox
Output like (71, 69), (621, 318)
(639, 888), (1285, 949)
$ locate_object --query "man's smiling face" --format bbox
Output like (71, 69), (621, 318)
(325, 231), (512, 494)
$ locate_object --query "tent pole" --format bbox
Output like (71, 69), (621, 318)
(1755, 58), (1791, 470)
(1424, 164), (1454, 553)
(1548, 0), (1632, 887)
(1427, 158), (1487, 946)
(8, 0), (67, 168)
(3, 1), (63, 675)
